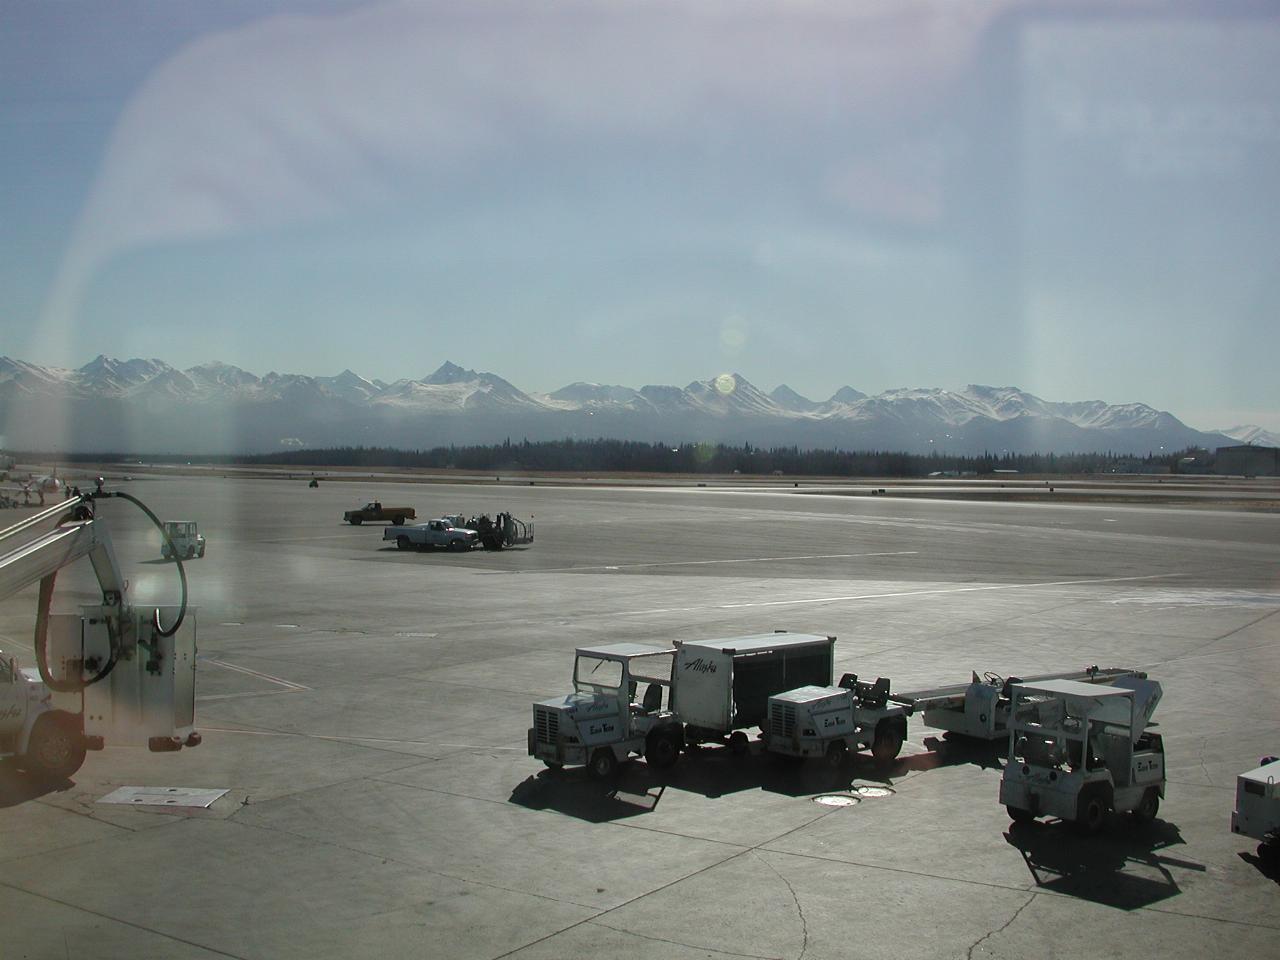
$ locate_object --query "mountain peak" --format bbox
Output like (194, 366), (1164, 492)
(422, 361), (477, 385)
(771, 384), (820, 412)
(829, 386), (867, 404)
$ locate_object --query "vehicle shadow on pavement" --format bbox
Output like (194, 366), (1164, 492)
(509, 735), (1008, 821)
(508, 766), (669, 822)
(1004, 818), (1204, 909)
(1237, 848), (1280, 884)
(0, 764), (70, 808)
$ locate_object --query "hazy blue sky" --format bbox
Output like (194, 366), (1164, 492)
(3, 0), (1277, 430)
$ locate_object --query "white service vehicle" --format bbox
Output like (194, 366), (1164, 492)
(765, 675), (909, 767)
(384, 518), (478, 551)
(0, 490), (200, 780)
(528, 632), (836, 777)
(528, 643), (682, 778)
(1231, 756), (1280, 866)
(161, 519), (206, 559)
(999, 677), (1164, 833)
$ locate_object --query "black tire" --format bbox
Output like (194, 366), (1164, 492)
(392, 516), (405, 525)
(823, 739), (848, 770)
(1132, 788), (1160, 823)
(350, 516), (362, 525)
(1007, 804), (1036, 824)
(542, 760), (563, 772)
(589, 748), (618, 780)
(1258, 842), (1279, 867)
(25, 712), (86, 780)
(396, 536), (412, 551)
(728, 731), (750, 758)
(872, 721), (905, 765)
(1074, 786), (1111, 835)
(198, 546), (206, 558)
(161, 546), (170, 560)
(186, 546), (195, 559)
(449, 539), (467, 552)
(645, 728), (682, 770)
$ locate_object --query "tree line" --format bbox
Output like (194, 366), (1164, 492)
(43, 439), (1198, 477)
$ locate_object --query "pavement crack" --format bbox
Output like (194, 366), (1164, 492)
(225, 816), (598, 912)
(588, 919), (783, 959)
(753, 850), (809, 960)
(0, 878), (251, 960)
(966, 892), (1036, 960)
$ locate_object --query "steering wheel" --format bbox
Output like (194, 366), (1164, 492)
(982, 671), (1003, 686)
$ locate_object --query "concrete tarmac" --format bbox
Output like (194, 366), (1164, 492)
(2, 476), (1278, 959)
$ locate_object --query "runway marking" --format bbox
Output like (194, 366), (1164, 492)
(202, 658), (310, 691)
(538, 550), (919, 573)
(716, 576), (1172, 611)
(607, 573), (1179, 617)
(201, 725), (524, 750)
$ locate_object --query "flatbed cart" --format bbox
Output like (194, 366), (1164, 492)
(901, 666), (1147, 741)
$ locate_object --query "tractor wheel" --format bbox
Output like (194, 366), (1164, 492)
(1007, 805), (1036, 825)
(350, 516), (362, 525)
(1259, 842), (1279, 867)
(823, 739), (848, 770)
(589, 748), (619, 780)
(25, 712), (86, 780)
(1074, 786), (1111, 835)
(872, 722), (905, 765)
(645, 728), (682, 770)
(1132, 788), (1160, 824)
(396, 536), (412, 551)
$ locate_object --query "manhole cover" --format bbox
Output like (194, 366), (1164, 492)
(812, 794), (861, 807)
(852, 785), (895, 798)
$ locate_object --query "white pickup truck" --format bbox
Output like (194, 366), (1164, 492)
(384, 518), (478, 552)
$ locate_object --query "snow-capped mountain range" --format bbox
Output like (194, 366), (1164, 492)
(0, 355), (1264, 455)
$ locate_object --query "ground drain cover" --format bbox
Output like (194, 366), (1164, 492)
(98, 787), (229, 808)
(812, 794), (861, 807)
(852, 785), (896, 798)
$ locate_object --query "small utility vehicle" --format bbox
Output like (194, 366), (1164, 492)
(1232, 755), (1280, 865)
(161, 520), (205, 559)
(1000, 677), (1164, 833)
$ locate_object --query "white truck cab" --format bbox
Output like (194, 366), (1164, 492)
(528, 643), (681, 778)
(1000, 677), (1164, 833)
(0, 646), (89, 778)
(161, 520), (205, 560)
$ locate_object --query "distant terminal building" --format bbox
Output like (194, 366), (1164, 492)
(1214, 445), (1280, 477)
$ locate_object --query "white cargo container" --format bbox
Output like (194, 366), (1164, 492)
(673, 633), (835, 750)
